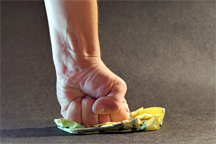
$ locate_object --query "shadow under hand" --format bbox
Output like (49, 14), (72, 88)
(0, 127), (71, 138)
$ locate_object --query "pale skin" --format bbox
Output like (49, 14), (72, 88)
(44, 0), (130, 125)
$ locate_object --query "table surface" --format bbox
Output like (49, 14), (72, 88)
(1, 1), (215, 143)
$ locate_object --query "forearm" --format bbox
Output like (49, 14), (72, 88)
(44, 0), (101, 74)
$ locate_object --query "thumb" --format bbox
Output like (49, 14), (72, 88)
(92, 77), (127, 114)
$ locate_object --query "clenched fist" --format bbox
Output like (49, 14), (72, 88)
(57, 59), (130, 125)
(44, 0), (129, 126)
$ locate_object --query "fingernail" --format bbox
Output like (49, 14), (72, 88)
(96, 104), (105, 114)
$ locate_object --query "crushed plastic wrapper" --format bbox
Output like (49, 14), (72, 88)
(54, 107), (165, 134)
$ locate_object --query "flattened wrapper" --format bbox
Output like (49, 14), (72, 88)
(54, 107), (165, 134)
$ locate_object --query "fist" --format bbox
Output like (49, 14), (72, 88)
(56, 60), (130, 125)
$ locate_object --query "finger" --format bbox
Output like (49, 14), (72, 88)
(110, 100), (130, 122)
(82, 95), (98, 126)
(65, 97), (82, 124)
(57, 82), (85, 117)
(92, 77), (127, 114)
(98, 114), (111, 124)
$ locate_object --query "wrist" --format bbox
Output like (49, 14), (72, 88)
(50, 28), (101, 75)
(54, 54), (102, 76)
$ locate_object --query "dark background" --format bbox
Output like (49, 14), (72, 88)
(1, 0), (215, 143)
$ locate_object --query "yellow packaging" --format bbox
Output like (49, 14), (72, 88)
(54, 107), (165, 134)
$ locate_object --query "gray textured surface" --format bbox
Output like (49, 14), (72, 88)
(1, 1), (216, 143)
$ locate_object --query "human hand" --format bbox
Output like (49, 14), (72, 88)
(56, 58), (130, 126)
